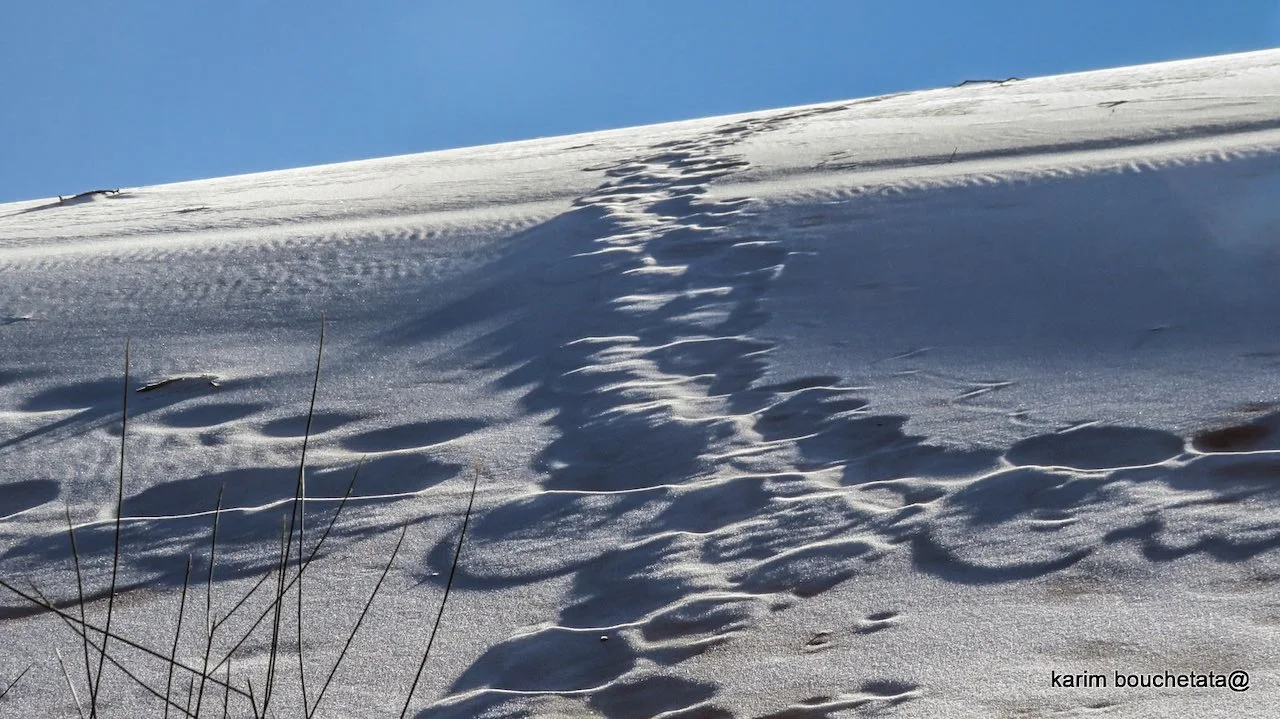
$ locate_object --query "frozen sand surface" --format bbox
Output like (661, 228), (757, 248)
(2, 50), (1280, 717)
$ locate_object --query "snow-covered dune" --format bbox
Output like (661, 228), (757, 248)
(3, 50), (1280, 717)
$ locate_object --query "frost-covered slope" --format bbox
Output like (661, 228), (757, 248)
(3, 50), (1280, 718)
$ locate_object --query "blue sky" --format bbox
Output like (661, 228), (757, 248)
(1, 1), (1277, 203)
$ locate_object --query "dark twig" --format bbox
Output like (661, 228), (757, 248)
(264, 315), (325, 716)
(246, 676), (261, 719)
(222, 659), (232, 719)
(58, 189), (121, 204)
(0, 663), (33, 702)
(183, 676), (195, 718)
(309, 524), (409, 717)
(64, 503), (95, 704)
(955, 76), (1022, 87)
(194, 485), (224, 717)
(209, 561), (277, 636)
(91, 338), (130, 717)
(0, 579), (251, 702)
(296, 315), (325, 713)
(400, 466), (482, 717)
(164, 556), (193, 719)
(207, 460), (363, 677)
(262, 518), (289, 714)
(33, 585), (198, 717)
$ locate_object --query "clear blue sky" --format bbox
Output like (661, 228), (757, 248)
(1, 1), (1277, 203)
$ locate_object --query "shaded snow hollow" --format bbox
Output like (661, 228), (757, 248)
(3, 50), (1280, 717)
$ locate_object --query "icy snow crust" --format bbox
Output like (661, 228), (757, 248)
(3, 50), (1280, 717)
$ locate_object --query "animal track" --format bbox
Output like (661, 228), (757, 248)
(802, 631), (834, 651)
(259, 411), (364, 437)
(855, 610), (900, 634)
(1006, 425), (1184, 470)
(19, 377), (127, 412)
(1193, 421), (1275, 452)
(339, 418), (485, 452)
(759, 682), (920, 719)
(0, 480), (58, 520)
(431, 106), (926, 714)
(155, 401), (265, 429)
(860, 678), (920, 701)
(759, 376), (844, 393)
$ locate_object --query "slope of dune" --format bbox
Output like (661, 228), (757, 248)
(3, 49), (1280, 718)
